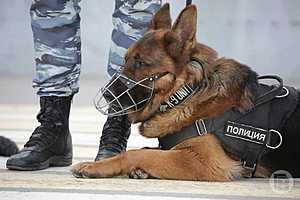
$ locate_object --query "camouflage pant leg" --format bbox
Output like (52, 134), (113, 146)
(107, 0), (162, 77)
(31, 0), (82, 96)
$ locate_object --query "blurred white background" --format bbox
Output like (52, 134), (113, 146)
(0, 0), (299, 105)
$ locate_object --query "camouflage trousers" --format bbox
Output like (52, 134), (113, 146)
(31, 0), (161, 96)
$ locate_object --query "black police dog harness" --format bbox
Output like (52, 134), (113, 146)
(158, 60), (299, 177)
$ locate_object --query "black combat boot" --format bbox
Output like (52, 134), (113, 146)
(6, 96), (73, 170)
(95, 114), (131, 161)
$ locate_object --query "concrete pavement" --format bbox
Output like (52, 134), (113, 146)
(0, 105), (300, 200)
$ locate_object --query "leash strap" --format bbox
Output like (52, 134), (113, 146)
(186, 0), (192, 6)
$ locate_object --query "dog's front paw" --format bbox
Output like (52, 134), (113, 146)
(139, 122), (160, 138)
(71, 161), (104, 178)
(140, 120), (169, 138)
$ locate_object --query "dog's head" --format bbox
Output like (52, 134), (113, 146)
(123, 3), (197, 76)
(96, 4), (218, 122)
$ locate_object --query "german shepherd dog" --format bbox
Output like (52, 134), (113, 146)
(72, 4), (300, 181)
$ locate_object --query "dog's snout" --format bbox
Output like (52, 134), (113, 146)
(103, 90), (114, 102)
(96, 73), (154, 116)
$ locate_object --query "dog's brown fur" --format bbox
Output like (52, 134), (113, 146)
(71, 4), (275, 181)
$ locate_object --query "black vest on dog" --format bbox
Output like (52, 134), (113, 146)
(159, 80), (300, 177)
(210, 85), (298, 175)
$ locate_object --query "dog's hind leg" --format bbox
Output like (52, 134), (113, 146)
(71, 136), (242, 181)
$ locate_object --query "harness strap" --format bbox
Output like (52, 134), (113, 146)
(253, 75), (284, 109)
(202, 116), (281, 177)
(158, 75), (295, 177)
(159, 76), (286, 150)
(159, 119), (207, 150)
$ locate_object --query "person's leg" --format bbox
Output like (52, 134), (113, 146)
(107, 0), (162, 76)
(95, 0), (162, 160)
(6, 0), (81, 170)
(32, 0), (81, 96)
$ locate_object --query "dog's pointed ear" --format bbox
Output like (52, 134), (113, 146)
(164, 5), (197, 62)
(148, 3), (171, 30)
(171, 5), (197, 45)
(164, 31), (182, 59)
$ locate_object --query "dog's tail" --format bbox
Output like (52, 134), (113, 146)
(0, 136), (19, 157)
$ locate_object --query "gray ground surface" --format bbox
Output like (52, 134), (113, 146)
(1, 0), (300, 198)
(0, 104), (299, 200)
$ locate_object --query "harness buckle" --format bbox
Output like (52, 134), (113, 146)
(195, 119), (207, 135)
(266, 129), (283, 149)
(242, 161), (257, 178)
(242, 161), (256, 171)
(276, 86), (289, 98)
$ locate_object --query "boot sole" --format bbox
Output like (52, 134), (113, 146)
(6, 154), (72, 171)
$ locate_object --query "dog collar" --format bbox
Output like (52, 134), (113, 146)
(159, 59), (205, 112)
(159, 84), (198, 112)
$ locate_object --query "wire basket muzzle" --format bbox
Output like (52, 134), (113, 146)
(94, 73), (154, 116)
